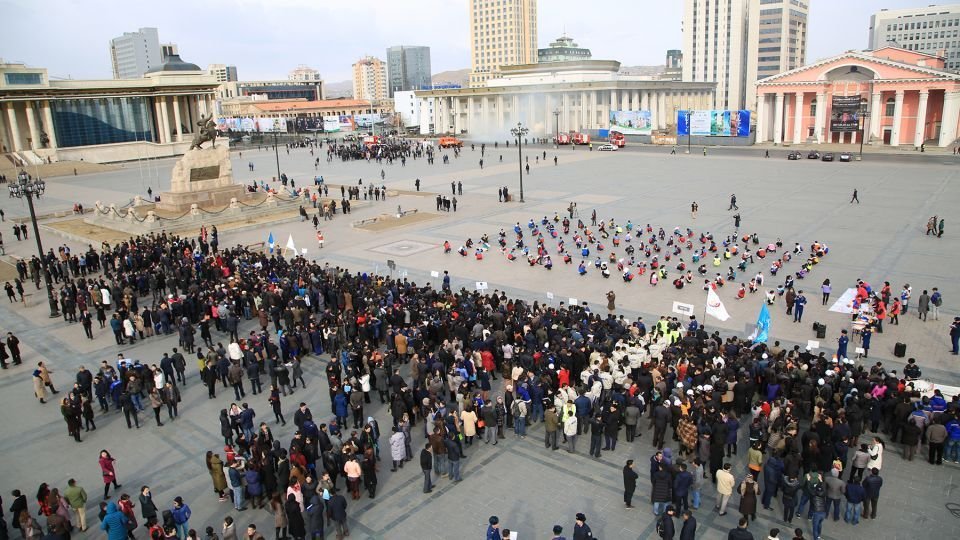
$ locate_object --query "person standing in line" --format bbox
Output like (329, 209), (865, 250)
(623, 460), (639, 508)
(714, 463), (735, 516)
(99, 450), (121, 500)
(726, 517), (753, 540)
(64, 478), (88, 532)
(573, 512), (593, 539)
(138, 486), (158, 530)
(679, 510), (697, 540)
(950, 317), (960, 355)
(328, 490), (348, 539)
(657, 505), (676, 539)
(861, 468), (883, 520)
(170, 496), (192, 540)
(850, 189), (859, 203)
(420, 444), (433, 493)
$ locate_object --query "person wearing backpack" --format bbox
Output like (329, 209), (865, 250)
(931, 288), (943, 320)
(657, 505), (676, 539)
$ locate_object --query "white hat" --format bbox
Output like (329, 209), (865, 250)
(704, 384), (713, 391)
(818, 378), (825, 385)
(805, 345), (812, 351)
(677, 382), (684, 388)
(686, 389), (694, 396)
(761, 353), (768, 359)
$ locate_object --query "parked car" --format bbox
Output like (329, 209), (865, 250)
(598, 143), (618, 151)
(839, 152), (852, 162)
(787, 151), (801, 160)
(821, 153), (835, 162)
(807, 151), (821, 159)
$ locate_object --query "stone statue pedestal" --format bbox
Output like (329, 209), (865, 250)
(157, 145), (245, 211)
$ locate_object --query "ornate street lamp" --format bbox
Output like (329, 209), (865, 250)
(510, 122), (529, 202)
(10, 170), (59, 317)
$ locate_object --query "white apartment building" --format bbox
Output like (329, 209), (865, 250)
(208, 64), (238, 83)
(468, 0), (538, 87)
(110, 27), (162, 79)
(289, 65), (322, 82)
(683, 0), (809, 112)
(869, 4), (960, 71)
(682, 0), (750, 110)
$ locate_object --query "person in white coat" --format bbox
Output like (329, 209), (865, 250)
(389, 426), (406, 471)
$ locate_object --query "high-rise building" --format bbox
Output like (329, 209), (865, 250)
(682, 0), (750, 110)
(744, 0), (808, 112)
(110, 27), (162, 79)
(289, 65), (322, 82)
(208, 64), (239, 82)
(537, 35), (591, 63)
(161, 43), (179, 62)
(869, 4), (960, 71)
(468, 0), (538, 87)
(352, 56), (387, 100)
(386, 46), (432, 97)
(682, 0), (808, 112)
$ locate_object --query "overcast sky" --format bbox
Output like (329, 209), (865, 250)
(0, 0), (951, 82)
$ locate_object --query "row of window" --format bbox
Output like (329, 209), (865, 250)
(886, 17), (960, 32)
(892, 29), (960, 41)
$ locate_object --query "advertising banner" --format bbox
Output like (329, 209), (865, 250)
(240, 117), (256, 132)
(295, 117), (324, 131)
(339, 115), (355, 130)
(323, 116), (341, 132)
(677, 110), (750, 137)
(609, 110), (652, 135)
(354, 114), (382, 128)
(830, 95), (861, 132)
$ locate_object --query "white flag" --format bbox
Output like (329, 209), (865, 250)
(285, 234), (297, 254)
(706, 287), (731, 321)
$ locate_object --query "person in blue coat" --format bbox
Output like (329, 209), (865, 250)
(761, 451), (784, 509)
(837, 330), (849, 359)
(333, 390), (349, 427)
(99, 501), (129, 540)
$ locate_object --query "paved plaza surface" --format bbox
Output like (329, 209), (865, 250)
(0, 143), (959, 539)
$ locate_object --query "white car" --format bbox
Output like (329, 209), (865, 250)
(838, 152), (852, 162)
(598, 143), (618, 151)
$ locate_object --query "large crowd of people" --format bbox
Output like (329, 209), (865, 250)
(2, 181), (957, 540)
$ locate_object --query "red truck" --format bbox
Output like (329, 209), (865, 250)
(572, 133), (591, 145)
(555, 133), (571, 145)
(609, 131), (626, 147)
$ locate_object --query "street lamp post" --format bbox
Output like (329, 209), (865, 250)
(553, 108), (560, 149)
(510, 122), (529, 202)
(686, 110), (693, 154)
(858, 102), (870, 161)
(273, 119), (282, 182)
(11, 170), (59, 318)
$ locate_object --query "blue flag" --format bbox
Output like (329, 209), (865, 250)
(267, 232), (275, 254)
(751, 303), (770, 343)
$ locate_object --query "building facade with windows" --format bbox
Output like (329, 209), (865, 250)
(469, 0), (538, 87)
(0, 59), (219, 162)
(352, 56), (388, 101)
(755, 47), (960, 147)
(110, 27), (163, 79)
(745, 0), (808, 111)
(208, 64), (239, 83)
(289, 65), (322, 82)
(216, 80), (324, 101)
(416, 60), (715, 136)
(869, 5), (960, 71)
(386, 46), (432, 97)
(682, 0), (750, 110)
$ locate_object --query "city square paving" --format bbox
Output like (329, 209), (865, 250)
(0, 141), (958, 539)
